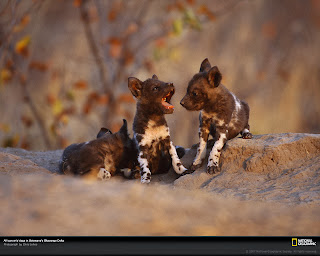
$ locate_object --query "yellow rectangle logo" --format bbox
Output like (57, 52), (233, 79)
(292, 238), (297, 246)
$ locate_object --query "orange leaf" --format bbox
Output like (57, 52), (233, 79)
(197, 5), (216, 21)
(88, 91), (99, 101)
(109, 44), (122, 58)
(108, 37), (123, 58)
(88, 5), (99, 23)
(277, 68), (290, 82)
(123, 23), (138, 37)
(21, 15), (30, 26)
(15, 35), (31, 57)
(124, 50), (134, 66)
(155, 38), (166, 48)
(117, 93), (135, 103)
(262, 21), (277, 39)
(83, 102), (92, 114)
(107, 2), (123, 22)
(74, 80), (88, 90)
(73, 0), (82, 7)
(97, 94), (110, 105)
(108, 37), (122, 45)
(46, 93), (56, 105)
(13, 15), (30, 33)
(0, 123), (10, 133)
(108, 10), (117, 21)
(0, 68), (13, 83)
(29, 61), (49, 72)
(20, 136), (30, 150)
(21, 115), (33, 128)
(186, 0), (195, 5)
(168, 1), (185, 12)
(3, 135), (19, 148)
(6, 59), (14, 70)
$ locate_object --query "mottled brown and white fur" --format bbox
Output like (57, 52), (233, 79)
(180, 58), (252, 174)
(128, 74), (187, 183)
(59, 119), (138, 180)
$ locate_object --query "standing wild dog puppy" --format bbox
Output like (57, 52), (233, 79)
(128, 74), (187, 183)
(180, 58), (252, 174)
(59, 119), (138, 180)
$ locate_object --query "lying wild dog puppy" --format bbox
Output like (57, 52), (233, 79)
(59, 119), (138, 180)
(180, 58), (252, 174)
(128, 74), (187, 183)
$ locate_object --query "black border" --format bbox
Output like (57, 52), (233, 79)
(1, 236), (319, 255)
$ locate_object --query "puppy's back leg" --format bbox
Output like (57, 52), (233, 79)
(240, 101), (252, 139)
(121, 168), (141, 179)
(190, 126), (210, 172)
(240, 124), (253, 139)
(97, 168), (112, 180)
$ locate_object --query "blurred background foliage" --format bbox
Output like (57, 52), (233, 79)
(0, 0), (319, 150)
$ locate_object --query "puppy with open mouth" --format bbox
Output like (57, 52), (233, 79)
(128, 74), (187, 183)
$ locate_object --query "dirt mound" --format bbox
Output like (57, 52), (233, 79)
(176, 133), (320, 203)
(0, 133), (319, 235)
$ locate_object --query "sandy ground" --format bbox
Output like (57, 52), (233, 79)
(0, 133), (319, 236)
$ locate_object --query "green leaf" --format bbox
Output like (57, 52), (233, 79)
(52, 99), (63, 116)
(172, 18), (183, 36)
(184, 8), (201, 30)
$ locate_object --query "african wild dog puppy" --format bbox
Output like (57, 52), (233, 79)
(128, 74), (187, 183)
(180, 58), (252, 174)
(59, 119), (138, 180)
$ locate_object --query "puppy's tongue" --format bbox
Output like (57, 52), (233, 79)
(162, 101), (174, 109)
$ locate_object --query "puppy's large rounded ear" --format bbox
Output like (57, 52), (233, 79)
(97, 128), (112, 138)
(119, 119), (129, 137)
(128, 77), (143, 98)
(208, 66), (222, 87)
(200, 58), (211, 72)
(152, 74), (158, 80)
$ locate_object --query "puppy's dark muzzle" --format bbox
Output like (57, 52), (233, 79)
(180, 99), (185, 107)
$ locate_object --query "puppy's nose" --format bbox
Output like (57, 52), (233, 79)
(180, 99), (185, 106)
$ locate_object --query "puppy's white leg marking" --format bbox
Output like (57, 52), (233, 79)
(169, 141), (187, 174)
(121, 168), (132, 178)
(138, 151), (151, 183)
(243, 128), (249, 134)
(97, 168), (111, 181)
(193, 136), (207, 166)
(208, 133), (227, 168)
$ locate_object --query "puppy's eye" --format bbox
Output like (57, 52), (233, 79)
(153, 86), (159, 91)
(192, 92), (198, 97)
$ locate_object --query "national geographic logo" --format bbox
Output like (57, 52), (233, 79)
(292, 238), (317, 246)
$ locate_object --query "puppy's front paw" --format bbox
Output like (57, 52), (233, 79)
(97, 168), (111, 181)
(206, 165), (220, 175)
(180, 169), (195, 176)
(242, 132), (252, 139)
(140, 172), (151, 184)
(190, 163), (201, 172)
